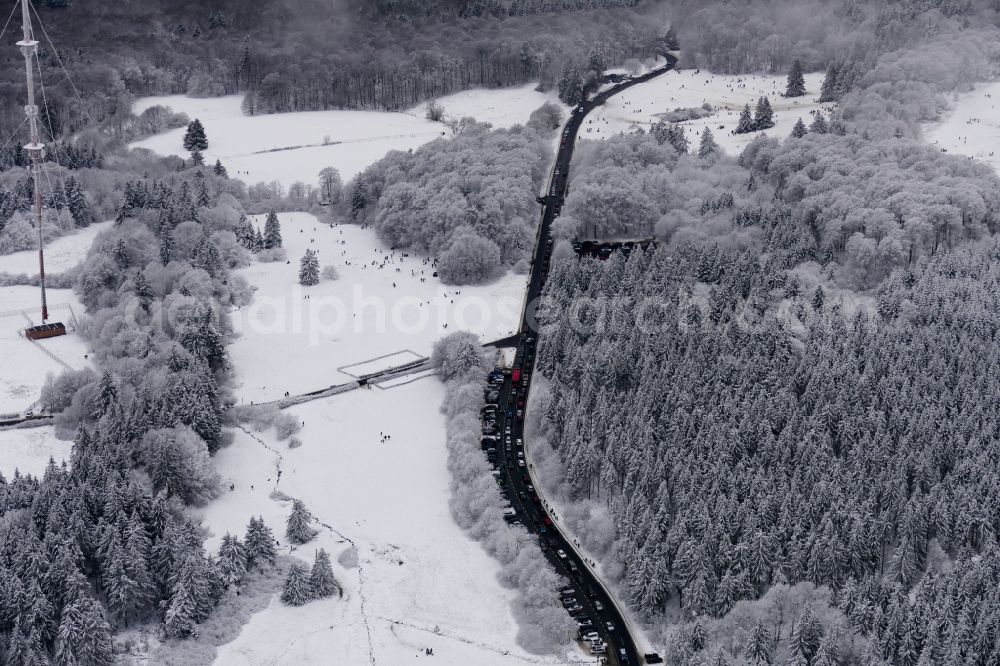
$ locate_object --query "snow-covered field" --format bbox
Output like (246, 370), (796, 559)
(585, 69), (829, 155)
(131, 85), (562, 188)
(0, 425), (72, 478)
(0, 220), (111, 277)
(0, 215), (103, 414)
(924, 82), (1000, 173)
(411, 83), (563, 129)
(229, 212), (524, 404)
(202, 356), (577, 665)
(131, 96), (443, 188)
(0, 286), (90, 414)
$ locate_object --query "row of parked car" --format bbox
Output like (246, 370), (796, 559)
(481, 363), (537, 525)
(560, 586), (631, 660)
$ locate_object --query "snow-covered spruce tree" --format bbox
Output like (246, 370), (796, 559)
(235, 213), (254, 250)
(245, 516), (278, 570)
(286, 499), (319, 545)
(114, 194), (133, 226)
(183, 118), (208, 152)
(164, 582), (200, 639)
(263, 209), (282, 249)
(195, 172), (211, 208)
(281, 561), (313, 606)
(10, 620), (50, 664)
(753, 96), (775, 130)
(698, 127), (719, 158)
(190, 150), (205, 167)
(94, 370), (119, 419)
(557, 62), (583, 106)
(64, 176), (92, 227)
(113, 238), (130, 269)
(650, 120), (670, 145)
(350, 178), (367, 219)
(786, 59), (806, 97)
(586, 44), (606, 74)
(790, 118), (808, 138)
(811, 285), (824, 311)
(735, 104), (755, 134)
(299, 249), (320, 286)
(178, 303), (227, 374)
(310, 549), (342, 598)
(164, 546), (219, 639)
(665, 124), (689, 154)
(217, 533), (248, 586)
(810, 112), (829, 134)
(818, 62), (839, 102)
(743, 622), (772, 664)
(54, 596), (115, 665)
(213, 159), (228, 178)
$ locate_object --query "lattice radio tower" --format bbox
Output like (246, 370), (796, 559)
(17, 0), (48, 322)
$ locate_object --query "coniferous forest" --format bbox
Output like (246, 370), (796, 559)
(0, 134), (284, 659)
(528, 2), (1000, 663)
(537, 241), (1000, 665)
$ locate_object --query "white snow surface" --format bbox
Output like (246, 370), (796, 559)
(0, 219), (101, 413)
(584, 69), (830, 155)
(229, 212), (524, 404)
(924, 82), (1000, 173)
(0, 221), (112, 277)
(130, 85), (561, 188)
(0, 286), (91, 414)
(209, 199), (553, 663)
(0, 425), (72, 479)
(130, 96), (443, 188)
(203, 383), (578, 666)
(410, 83), (563, 129)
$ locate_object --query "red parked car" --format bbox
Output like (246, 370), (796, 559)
(512, 368), (522, 384)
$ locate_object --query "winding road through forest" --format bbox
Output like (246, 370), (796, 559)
(497, 54), (679, 666)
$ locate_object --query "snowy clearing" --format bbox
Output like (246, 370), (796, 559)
(409, 82), (564, 129)
(0, 286), (90, 414)
(924, 82), (1000, 174)
(0, 425), (72, 479)
(202, 384), (578, 666)
(584, 69), (829, 155)
(130, 95), (444, 188)
(0, 219), (103, 412)
(0, 220), (112, 277)
(131, 85), (561, 188)
(228, 212), (524, 404)
(208, 197), (548, 664)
